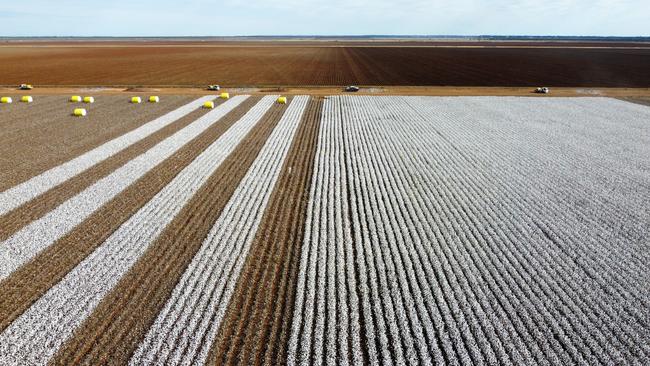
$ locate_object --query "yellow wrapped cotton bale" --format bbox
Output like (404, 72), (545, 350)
(149, 96), (160, 103)
(73, 108), (87, 117)
(21, 96), (34, 103)
(203, 101), (215, 109)
(131, 96), (142, 104)
(220, 92), (230, 99)
(83, 96), (95, 104)
(277, 96), (287, 104)
(70, 95), (82, 102)
(1, 97), (12, 104)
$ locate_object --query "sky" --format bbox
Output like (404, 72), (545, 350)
(0, 0), (648, 37)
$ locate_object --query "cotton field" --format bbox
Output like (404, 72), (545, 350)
(0, 95), (648, 365)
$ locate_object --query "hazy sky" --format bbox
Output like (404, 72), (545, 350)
(0, 0), (648, 37)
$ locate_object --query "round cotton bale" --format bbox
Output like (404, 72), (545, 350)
(220, 92), (230, 100)
(73, 108), (87, 117)
(149, 96), (160, 103)
(70, 95), (82, 102)
(83, 96), (95, 104)
(21, 96), (34, 103)
(1, 97), (13, 104)
(203, 101), (215, 109)
(131, 96), (142, 104)
(277, 96), (287, 104)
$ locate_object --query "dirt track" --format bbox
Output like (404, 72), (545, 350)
(2, 43), (650, 87)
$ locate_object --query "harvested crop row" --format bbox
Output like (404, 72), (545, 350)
(0, 95), (202, 195)
(288, 95), (650, 365)
(0, 103), (218, 241)
(208, 97), (323, 366)
(0, 96), (247, 281)
(0, 96), (260, 334)
(0, 96), (68, 133)
(52, 97), (291, 365)
(0, 96), (278, 365)
(0, 96), (213, 215)
(129, 96), (310, 366)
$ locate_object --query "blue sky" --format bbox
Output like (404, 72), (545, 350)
(0, 0), (648, 37)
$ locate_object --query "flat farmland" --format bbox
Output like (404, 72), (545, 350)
(2, 42), (650, 87)
(0, 94), (649, 365)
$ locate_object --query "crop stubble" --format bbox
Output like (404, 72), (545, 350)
(0, 106), (213, 241)
(51, 97), (290, 365)
(207, 97), (323, 365)
(0, 96), (215, 217)
(0, 97), (259, 333)
(0, 96), (194, 191)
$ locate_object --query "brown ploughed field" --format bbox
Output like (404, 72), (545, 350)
(1, 41), (650, 87)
